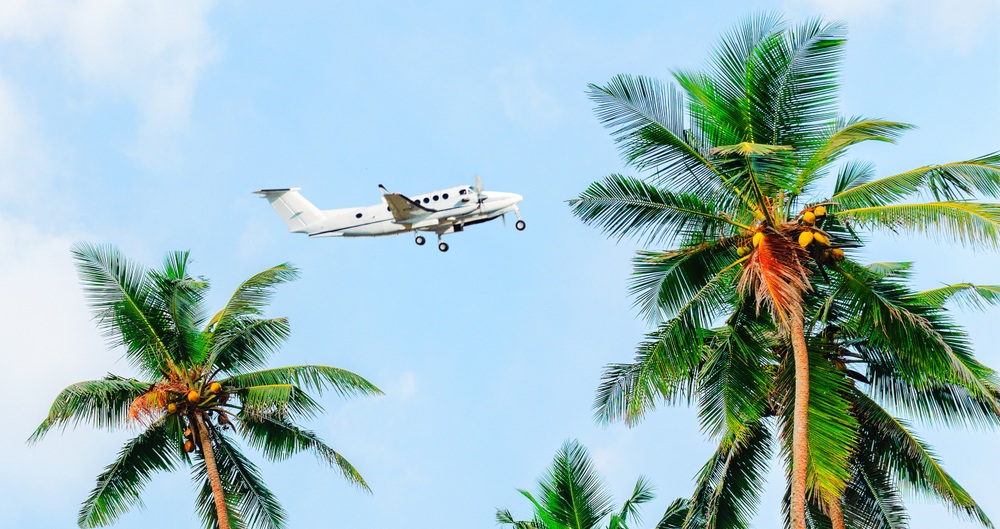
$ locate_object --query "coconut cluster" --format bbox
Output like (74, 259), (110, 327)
(735, 204), (845, 264)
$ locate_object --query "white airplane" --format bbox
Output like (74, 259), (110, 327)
(254, 177), (525, 252)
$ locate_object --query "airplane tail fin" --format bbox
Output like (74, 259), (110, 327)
(253, 188), (325, 233)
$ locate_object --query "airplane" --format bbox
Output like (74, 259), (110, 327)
(254, 177), (524, 252)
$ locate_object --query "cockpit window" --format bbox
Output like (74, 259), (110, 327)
(459, 189), (467, 195)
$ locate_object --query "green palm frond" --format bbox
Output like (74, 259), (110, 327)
(911, 283), (1000, 311)
(236, 384), (323, 422)
(833, 160), (878, 196)
(612, 476), (655, 529)
(78, 419), (181, 528)
(71, 242), (173, 376)
(150, 250), (209, 364)
(655, 498), (697, 529)
(680, 421), (772, 529)
(539, 440), (614, 529)
(207, 264), (299, 332)
(632, 240), (742, 325)
(776, 342), (858, 503)
(30, 375), (151, 443)
(834, 201), (1000, 250)
(697, 323), (774, 439)
(209, 317), (292, 375)
(832, 153), (1000, 207)
(800, 118), (913, 192)
(496, 508), (545, 529)
(843, 442), (909, 529)
(223, 365), (382, 400)
(239, 415), (370, 492)
(853, 393), (992, 527)
(194, 430), (285, 529)
(586, 75), (743, 210)
(568, 175), (746, 246)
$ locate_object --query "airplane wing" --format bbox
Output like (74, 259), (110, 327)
(380, 184), (435, 223)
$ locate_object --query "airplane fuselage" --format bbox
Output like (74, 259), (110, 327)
(307, 185), (522, 237)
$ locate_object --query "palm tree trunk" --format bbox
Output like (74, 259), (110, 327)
(790, 316), (809, 529)
(828, 497), (845, 529)
(196, 413), (231, 529)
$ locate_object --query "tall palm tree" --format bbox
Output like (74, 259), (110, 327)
(30, 243), (382, 529)
(570, 13), (1000, 529)
(497, 439), (655, 529)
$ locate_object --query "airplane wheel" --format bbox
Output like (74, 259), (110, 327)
(415, 236), (426, 246)
(438, 242), (449, 252)
(515, 220), (526, 231)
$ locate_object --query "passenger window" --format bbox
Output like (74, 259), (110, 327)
(423, 198), (430, 204)
(442, 193), (449, 199)
(433, 195), (439, 201)
(355, 213), (363, 219)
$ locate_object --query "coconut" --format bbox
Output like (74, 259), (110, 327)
(167, 403), (177, 414)
(812, 232), (830, 246)
(209, 382), (222, 394)
(814, 205), (827, 217)
(831, 248), (845, 261)
(184, 440), (195, 453)
(752, 232), (764, 247)
(798, 232), (814, 247)
(802, 211), (816, 224)
(737, 246), (748, 257)
(187, 390), (200, 403)
(184, 428), (193, 438)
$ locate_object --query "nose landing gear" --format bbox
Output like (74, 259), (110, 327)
(514, 206), (526, 231)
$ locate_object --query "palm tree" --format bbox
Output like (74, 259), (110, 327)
(570, 13), (1000, 529)
(648, 270), (998, 528)
(30, 243), (382, 529)
(497, 439), (655, 529)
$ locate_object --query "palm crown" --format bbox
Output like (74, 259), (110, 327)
(497, 439), (655, 529)
(30, 243), (382, 529)
(570, 13), (1000, 529)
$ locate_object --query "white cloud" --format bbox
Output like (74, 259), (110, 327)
(0, 77), (51, 205)
(0, 214), (134, 525)
(788, 0), (999, 54)
(0, 0), (222, 154)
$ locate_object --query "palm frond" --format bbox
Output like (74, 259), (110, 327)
(208, 317), (291, 375)
(853, 392), (992, 527)
(614, 475), (655, 527)
(832, 152), (1000, 207)
(681, 421), (772, 529)
(737, 229), (810, 324)
(801, 118), (913, 191)
(223, 365), (382, 400)
(538, 440), (614, 529)
(568, 174), (746, 246)
(207, 264), (299, 332)
(239, 415), (370, 492)
(655, 498), (697, 529)
(697, 322), (775, 439)
(843, 443), (909, 529)
(150, 250), (209, 365)
(30, 375), (152, 443)
(835, 201), (1000, 250)
(193, 429), (285, 529)
(910, 283), (1000, 311)
(236, 384), (323, 422)
(78, 418), (181, 527)
(71, 242), (173, 376)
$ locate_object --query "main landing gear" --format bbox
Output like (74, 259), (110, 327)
(414, 235), (426, 246)
(438, 242), (449, 252)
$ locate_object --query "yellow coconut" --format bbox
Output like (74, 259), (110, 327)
(187, 390), (201, 404)
(184, 428), (193, 438)
(802, 211), (816, 224)
(736, 246), (748, 257)
(167, 403), (177, 414)
(813, 232), (830, 246)
(184, 440), (195, 453)
(209, 382), (222, 394)
(798, 231), (814, 247)
(831, 248), (845, 261)
(814, 205), (827, 217)
(752, 232), (764, 247)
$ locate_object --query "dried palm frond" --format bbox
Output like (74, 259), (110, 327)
(738, 228), (811, 324)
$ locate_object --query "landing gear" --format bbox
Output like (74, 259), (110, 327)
(438, 242), (449, 252)
(414, 235), (426, 246)
(515, 220), (526, 231)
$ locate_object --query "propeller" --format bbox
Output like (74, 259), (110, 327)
(473, 175), (487, 204)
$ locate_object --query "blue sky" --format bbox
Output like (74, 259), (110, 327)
(2, 1), (999, 528)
